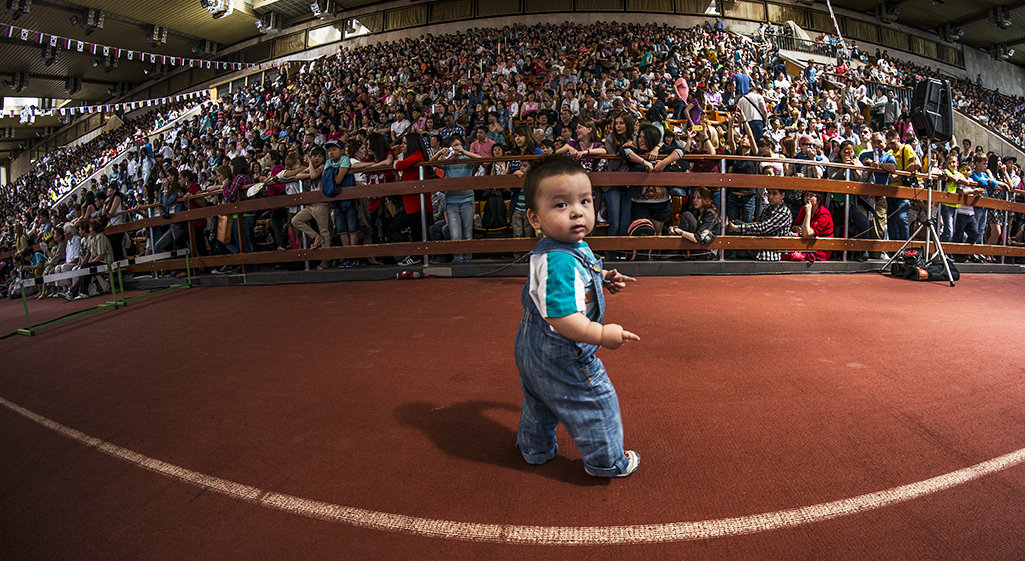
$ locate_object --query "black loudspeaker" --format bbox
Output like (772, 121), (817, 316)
(910, 78), (953, 142)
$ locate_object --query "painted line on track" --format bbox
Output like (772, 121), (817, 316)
(3, 395), (1024, 545)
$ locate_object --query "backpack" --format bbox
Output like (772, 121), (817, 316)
(322, 167), (356, 208)
(889, 247), (926, 279)
(626, 218), (655, 261)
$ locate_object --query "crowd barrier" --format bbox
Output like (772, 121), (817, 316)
(12, 248), (191, 336)
(5, 153), (1025, 275)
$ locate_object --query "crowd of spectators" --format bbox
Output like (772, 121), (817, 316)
(4, 18), (1025, 293)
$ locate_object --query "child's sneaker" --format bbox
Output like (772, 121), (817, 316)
(585, 450), (640, 478)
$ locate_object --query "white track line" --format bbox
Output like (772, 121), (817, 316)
(3, 395), (1023, 545)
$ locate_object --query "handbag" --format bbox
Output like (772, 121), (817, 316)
(216, 215), (233, 244)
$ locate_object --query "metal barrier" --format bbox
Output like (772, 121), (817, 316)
(767, 34), (841, 60)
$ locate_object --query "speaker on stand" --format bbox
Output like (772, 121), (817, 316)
(910, 78), (953, 142)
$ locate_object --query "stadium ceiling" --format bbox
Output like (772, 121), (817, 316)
(827, 0), (1025, 68)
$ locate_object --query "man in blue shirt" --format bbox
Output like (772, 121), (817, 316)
(858, 132), (896, 253)
(733, 66), (752, 96)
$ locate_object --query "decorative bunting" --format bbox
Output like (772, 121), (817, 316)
(7, 91), (209, 119)
(0, 24), (259, 71)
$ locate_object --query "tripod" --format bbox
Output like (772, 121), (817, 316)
(882, 186), (956, 287)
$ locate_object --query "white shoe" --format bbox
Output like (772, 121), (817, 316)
(585, 450), (640, 478)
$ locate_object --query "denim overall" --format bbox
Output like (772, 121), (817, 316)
(514, 237), (629, 476)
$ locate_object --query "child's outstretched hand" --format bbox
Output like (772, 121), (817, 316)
(604, 269), (636, 294)
(601, 323), (640, 349)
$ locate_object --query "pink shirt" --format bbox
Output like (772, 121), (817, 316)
(674, 77), (689, 103)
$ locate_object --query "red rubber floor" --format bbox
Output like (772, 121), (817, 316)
(1, 274), (1024, 560)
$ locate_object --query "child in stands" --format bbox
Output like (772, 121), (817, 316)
(514, 155), (640, 478)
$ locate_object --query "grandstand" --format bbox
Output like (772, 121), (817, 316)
(2, 2), (1025, 560)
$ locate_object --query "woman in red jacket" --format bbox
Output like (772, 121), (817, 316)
(387, 132), (434, 265)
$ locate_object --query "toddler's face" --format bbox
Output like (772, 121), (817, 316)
(527, 173), (595, 244)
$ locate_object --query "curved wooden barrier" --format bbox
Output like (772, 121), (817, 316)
(6, 153), (1025, 270)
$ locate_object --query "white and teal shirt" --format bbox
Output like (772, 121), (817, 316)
(528, 242), (600, 321)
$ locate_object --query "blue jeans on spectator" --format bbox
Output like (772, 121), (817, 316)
(224, 215), (255, 254)
(747, 119), (765, 143)
(973, 207), (988, 245)
(726, 192), (756, 223)
(953, 211), (979, 245)
(446, 201), (474, 263)
(939, 205), (958, 242)
(604, 187), (632, 237)
(886, 197), (910, 241)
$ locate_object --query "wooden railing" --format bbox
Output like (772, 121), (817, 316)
(6, 153), (1025, 271)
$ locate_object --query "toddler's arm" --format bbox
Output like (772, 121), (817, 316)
(547, 313), (639, 349)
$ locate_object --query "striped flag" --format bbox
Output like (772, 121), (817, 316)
(90, 43), (98, 54)
(35, 32), (44, 44)
(4, 25), (14, 38)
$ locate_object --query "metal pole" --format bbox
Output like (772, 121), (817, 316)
(419, 166), (429, 267)
(300, 179), (310, 271)
(719, 158), (726, 261)
(1002, 189), (1010, 265)
(843, 168), (851, 262)
(925, 187), (933, 258)
(147, 206), (157, 279)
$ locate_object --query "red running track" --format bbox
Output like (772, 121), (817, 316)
(1, 274), (1024, 560)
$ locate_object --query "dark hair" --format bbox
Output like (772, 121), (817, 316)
(403, 131), (428, 158)
(522, 155), (588, 212)
(637, 124), (661, 152)
(367, 133), (391, 162)
(230, 156), (249, 176)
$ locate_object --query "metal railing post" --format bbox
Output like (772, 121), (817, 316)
(719, 158), (727, 261)
(147, 206), (157, 279)
(419, 166), (429, 267)
(843, 169), (851, 262)
(1003, 189), (1010, 265)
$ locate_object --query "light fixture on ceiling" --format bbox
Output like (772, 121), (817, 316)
(5, 0), (31, 20)
(65, 76), (82, 95)
(201, 0), (234, 19)
(5, 72), (28, 93)
(941, 24), (964, 43)
(992, 43), (1015, 60)
(148, 25), (169, 47)
(877, 1), (901, 24)
(192, 40), (218, 58)
(310, 0), (333, 18)
(40, 43), (59, 66)
(70, 8), (104, 35)
(992, 6), (1012, 29)
(255, 12), (281, 34)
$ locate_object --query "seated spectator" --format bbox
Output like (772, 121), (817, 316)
(669, 186), (721, 258)
(725, 188), (793, 260)
(786, 191), (833, 262)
